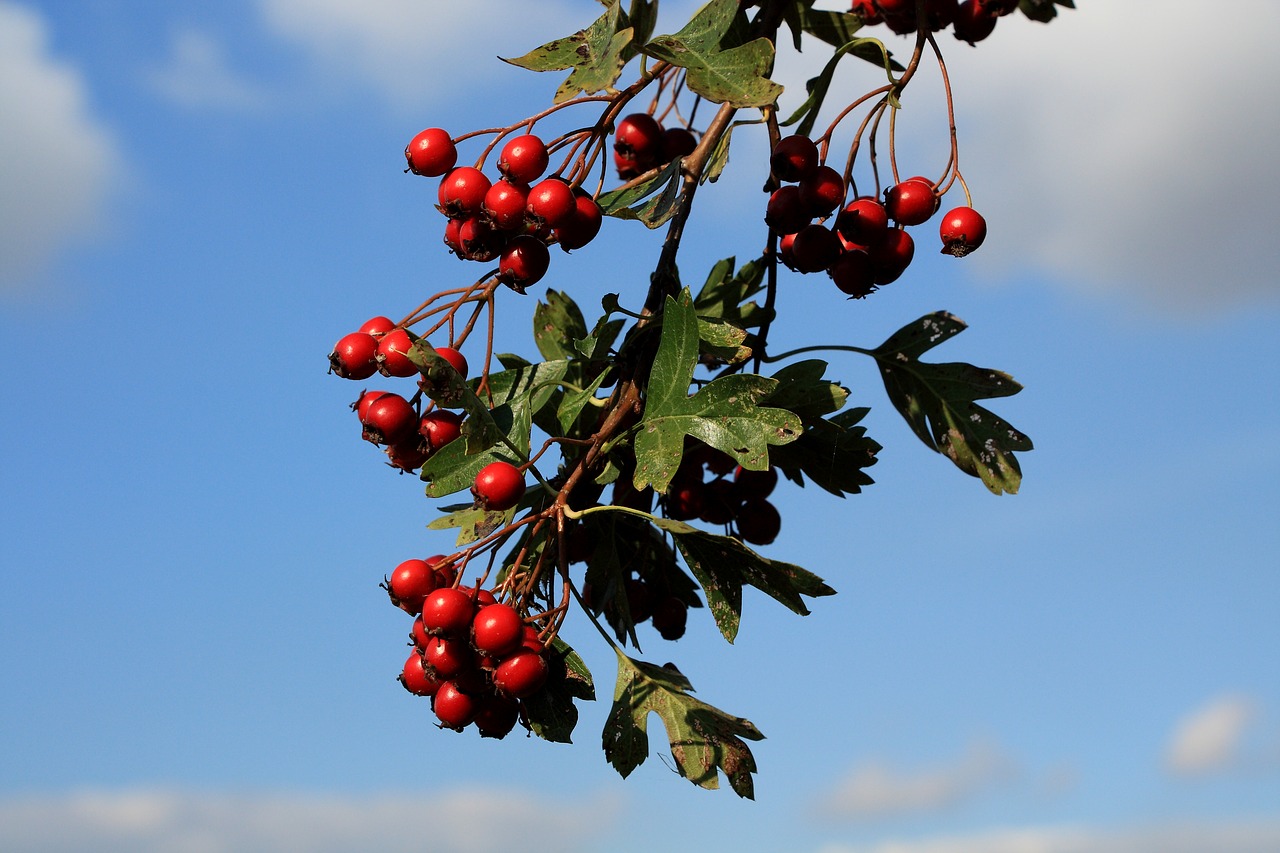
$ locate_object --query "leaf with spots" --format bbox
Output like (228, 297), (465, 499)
(870, 312), (1032, 495)
(632, 290), (802, 494)
(501, 1), (633, 103)
(650, 518), (835, 642)
(603, 651), (763, 798)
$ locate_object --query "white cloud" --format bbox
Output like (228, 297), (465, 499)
(772, 2), (1280, 314)
(256, 0), (579, 110)
(0, 787), (622, 853)
(1165, 693), (1258, 775)
(0, 1), (122, 293)
(146, 29), (268, 110)
(817, 740), (1017, 819)
(816, 820), (1280, 853)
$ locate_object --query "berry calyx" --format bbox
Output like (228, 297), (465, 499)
(438, 167), (491, 219)
(939, 205), (987, 257)
(405, 128), (457, 177)
(375, 328), (418, 377)
(472, 461), (525, 511)
(359, 392), (417, 445)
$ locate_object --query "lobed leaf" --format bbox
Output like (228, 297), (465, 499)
(603, 652), (763, 798)
(524, 637), (596, 744)
(502, 1), (632, 102)
(597, 159), (684, 229)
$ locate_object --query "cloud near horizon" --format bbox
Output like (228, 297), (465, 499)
(0, 787), (622, 853)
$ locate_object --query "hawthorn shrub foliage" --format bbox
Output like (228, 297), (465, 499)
(328, 0), (1070, 798)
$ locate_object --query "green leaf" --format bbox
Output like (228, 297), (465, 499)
(640, 0), (783, 108)
(534, 290), (588, 361)
(632, 291), (801, 493)
(603, 652), (764, 797)
(693, 255), (769, 328)
(597, 159), (684, 229)
(781, 36), (899, 136)
(651, 518), (835, 642)
(795, 7), (865, 49)
(557, 369), (610, 434)
(426, 505), (512, 546)
(768, 407), (880, 497)
(1019, 0), (1073, 23)
(524, 637), (595, 744)
(501, 2), (632, 102)
(697, 316), (751, 365)
(759, 359), (849, 422)
(870, 312), (1032, 495)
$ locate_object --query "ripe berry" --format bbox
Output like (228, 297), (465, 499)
(376, 328), (418, 377)
(472, 461), (525, 511)
(836, 197), (890, 246)
(498, 234), (551, 291)
(482, 179), (529, 231)
(765, 185), (811, 235)
(432, 681), (479, 729)
(828, 248), (877, 298)
(666, 481), (706, 521)
(457, 217), (504, 262)
(386, 558), (439, 613)
(329, 332), (379, 380)
(869, 227), (915, 284)
(699, 478), (740, 525)
(770, 135), (819, 182)
(554, 189), (603, 251)
(662, 127), (698, 161)
(884, 178), (937, 225)
(790, 223), (843, 274)
(954, 0), (999, 44)
(733, 465), (778, 500)
(493, 651), (549, 699)
(497, 134), (549, 185)
(433, 346), (468, 379)
(614, 113), (665, 165)
(421, 634), (475, 679)
(472, 603), (524, 657)
(850, 0), (882, 24)
(358, 315), (396, 336)
(736, 498), (782, 545)
(939, 206), (987, 256)
(438, 167), (491, 219)
(360, 392), (417, 445)
(526, 178), (576, 229)
(474, 695), (520, 739)
(400, 651), (441, 696)
(651, 595), (689, 641)
(421, 587), (476, 637)
(405, 128), (457, 177)
(799, 165), (846, 217)
(418, 409), (463, 453)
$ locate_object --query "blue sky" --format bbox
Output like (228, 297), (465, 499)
(1, 1), (1278, 851)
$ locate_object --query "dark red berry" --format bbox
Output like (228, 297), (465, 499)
(329, 332), (379, 380)
(954, 0), (999, 44)
(770, 135), (819, 183)
(765, 185), (812, 235)
(666, 481), (706, 521)
(733, 465), (778, 500)
(474, 694), (521, 738)
(497, 234), (551, 291)
(790, 223), (843, 274)
(939, 205), (987, 256)
(554, 189), (603, 251)
(614, 113), (665, 165)
(869, 227), (915, 284)
(405, 128), (457, 177)
(651, 595), (689, 641)
(457, 216), (505, 262)
(472, 461), (525, 511)
(421, 634), (475, 679)
(662, 127), (698, 161)
(836, 197), (890, 247)
(828, 248), (877, 298)
(493, 651), (549, 699)
(699, 478), (740, 525)
(850, 0), (882, 24)
(497, 134), (549, 185)
(799, 165), (846, 217)
(736, 498), (781, 545)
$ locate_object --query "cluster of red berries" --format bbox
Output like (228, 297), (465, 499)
(387, 556), (550, 736)
(405, 128), (604, 292)
(612, 112), (699, 179)
(767, 135), (986, 298)
(850, 0), (1020, 44)
(667, 443), (783, 546)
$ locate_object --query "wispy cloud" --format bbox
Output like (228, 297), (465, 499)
(1165, 693), (1259, 776)
(0, 787), (622, 853)
(816, 740), (1017, 820)
(0, 0), (122, 293)
(815, 820), (1280, 853)
(145, 29), (269, 110)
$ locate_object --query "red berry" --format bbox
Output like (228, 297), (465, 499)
(699, 478), (740, 525)
(457, 216), (505, 263)
(438, 167), (491, 219)
(614, 113), (665, 165)
(497, 134), (549, 185)
(526, 178), (576, 229)
(666, 481), (706, 521)
(625, 577), (654, 623)
(421, 587), (476, 637)
(869, 227), (915, 284)
(736, 498), (781, 545)
(493, 651), (549, 699)
(472, 461), (525, 511)
(472, 603), (524, 657)
(474, 694), (521, 739)
(359, 392), (417, 445)
(410, 615), (430, 649)
(662, 127), (698, 161)
(421, 634), (475, 679)
(939, 205), (987, 257)
(884, 178), (937, 226)
(432, 346), (468, 379)
(554, 189), (603, 251)
(954, 0), (999, 44)
(329, 332), (378, 380)
(482, 179), (530, 231)
(850, 0), (882, 24)
(733, 465), (778, 500)
(387, 558), (439, 613)
(651, 595), (689, 641)
(828, 248), (877, 298)
(358, 315), (396, 336)
(790, 223), (843, 274)
(405, 128), (457, 177)
(798, 165), (846, 217)
(400, 651), (441, 696)
(432, 681), (479, 729)
(497, 234), (551, 291)
(375, 328), (417, 377)
(765, 185), (812, 235)
(418, 409), (463, 453)
(770, 135), (819, 183)
(835, 197), (890, 246)
(519, 625), (545, 654)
